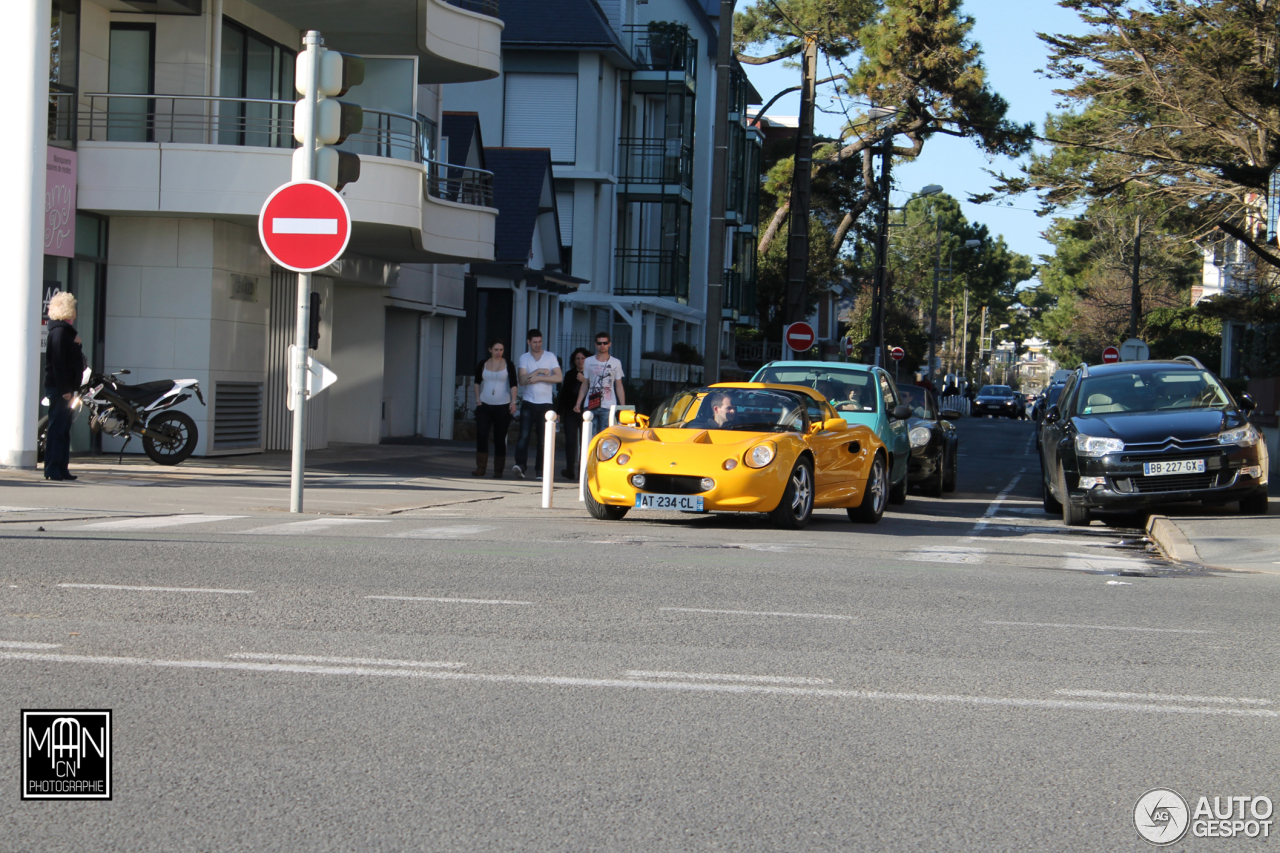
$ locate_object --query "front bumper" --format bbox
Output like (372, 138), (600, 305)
(907, 445), (941, 483)
(974, 401), (1018, 416)
(587, 453), (790, 513)
(1069, 442), (1268, 509)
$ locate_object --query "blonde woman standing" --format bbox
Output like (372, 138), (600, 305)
(471, 338), (518, 478)
(43, 291), (85, 481)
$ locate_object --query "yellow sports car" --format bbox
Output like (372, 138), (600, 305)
(583, 383), (889, 528)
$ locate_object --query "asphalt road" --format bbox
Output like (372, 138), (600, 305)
(2, 418), (1276, 852)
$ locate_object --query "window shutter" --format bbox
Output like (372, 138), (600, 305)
(504, 73), (577, 163)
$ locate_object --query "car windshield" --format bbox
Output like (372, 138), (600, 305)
(979, 385), (1013, 397)
(897, 386), (935, 419)
(650, 388), (809, 432)
(1074, 369), (1235, 415)
(753, 366), (877, 412)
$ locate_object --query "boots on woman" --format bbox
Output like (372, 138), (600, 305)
(492, 455), (505, 479)
(471, 452), (488, 477)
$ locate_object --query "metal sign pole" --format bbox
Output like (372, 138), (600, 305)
(289, 31), (321, 513)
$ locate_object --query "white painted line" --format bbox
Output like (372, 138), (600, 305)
(71, 514), (244, 531)
(59, 583), (254, 595)
(229, 653), (465, 669)
(627, 670), (833, 685)
(237, 518), (391, 535)
(661, 607), (853, 621)
(1055, 689), (1271, 706)
(722, 543), (797, 553)
(0, 650), (1273, 718)
(985, 620), (1215, 634)
(965, 470), (1025, 539)
(1106, 581), (1132, 586)
(0, 640), (61, 649)
(902, 546), (986, 564)
(366, 595), (533, 606)
(0, 506), (39, 513)
(272, 217), (337, 235)
(1063, 551), (1152, 574)
(390, 525), (495, 539)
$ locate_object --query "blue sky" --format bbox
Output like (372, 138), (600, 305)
(738, 0), (1086, 273)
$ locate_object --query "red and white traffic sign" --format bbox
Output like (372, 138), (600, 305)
(784, 322), (816, 353)
(258, 180), (351, 272)
(843, 337), (854, 357)
(1102, 346), (1120, 364)
(890, 346), (905, 362)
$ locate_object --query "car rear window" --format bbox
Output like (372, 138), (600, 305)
(979, 386), (1013, 396)
(753, 366), (877, 411)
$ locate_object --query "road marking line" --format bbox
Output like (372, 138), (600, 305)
(59, 583), (254, 595)
(1062, 551), (1152, 574)
(0, 650), (1273, 718)
(230, 653), (466, 669)
(902, 546), (986, 564)
(0, 506), (39, 513)
(661, 607), (852, 620)
(71, 514), (244, 531)
(389, 525), (495, 539)
(0, 641), (61, 649)
(626, 670), (834, 685)
(965, 470), (1025, 539)
(366, 595), (533, 605)
(1055, 689), (1270, 706)
(985, 620), (1215, 634)
(237, 518), (391, 535)
(722, 542), (797, 552)
(272, 217), (337, 235)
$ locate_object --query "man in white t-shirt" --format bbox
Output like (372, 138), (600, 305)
(513, 328), (562, 479)
(573, 331), (626, 441)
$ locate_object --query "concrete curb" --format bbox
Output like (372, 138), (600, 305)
(1145, 515), (1202, 565)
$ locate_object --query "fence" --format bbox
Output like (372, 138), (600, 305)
(937, 395), (971, 417)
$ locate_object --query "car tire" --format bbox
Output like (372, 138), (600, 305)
(888, 465), (908, 506)
(1240, 490), (1269, 515)
(585, 485), (630, 521)
(769, 458), (815, 530)
(1041, 466), (1062, 514)
(922, 453), (944, 498)
(848, 453), (888, 524)
(943, 448), (957, 493)
(1059, 463), (1091, 526)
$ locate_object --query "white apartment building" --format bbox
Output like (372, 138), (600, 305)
(42, 0), (502, 458)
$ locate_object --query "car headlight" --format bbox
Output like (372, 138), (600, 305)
(596, 435), (621, 461)
(1219, 424), (1259, 447)
(744, 442), (776, 469)
(1074, 434), (1124, 457)
(909, 426), (931, 448)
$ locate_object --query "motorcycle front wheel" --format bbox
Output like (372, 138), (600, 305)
(142, 411), (198, 465)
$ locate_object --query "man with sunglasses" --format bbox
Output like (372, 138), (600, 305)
(573, 333), (626, 441)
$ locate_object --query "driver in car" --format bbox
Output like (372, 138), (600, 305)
(691, 391), (737, 429)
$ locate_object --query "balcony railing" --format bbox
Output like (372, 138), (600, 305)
(721, 270), (740, 320)
(617, 138), (693, 188)
(426, 159), (494, 208)
(623, 24), (697, 77)
(615, 249), (689, 301)
(48, 86), (76, 144)
(443, 0), (500, 15)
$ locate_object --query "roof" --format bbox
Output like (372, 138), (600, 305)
(485, 147), (558, 265)
(441, 112), (484, 168)
(499, 0), (627, 51)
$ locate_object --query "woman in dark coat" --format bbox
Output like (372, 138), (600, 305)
(43, 291), (85, 481)
(471, 339), (518, 478)
(556, 347), (590, 479)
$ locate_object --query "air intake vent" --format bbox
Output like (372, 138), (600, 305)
(213, 382), (263, 452)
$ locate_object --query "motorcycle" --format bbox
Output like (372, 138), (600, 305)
(39, 368), (205, 466)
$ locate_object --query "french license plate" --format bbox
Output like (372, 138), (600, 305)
(1143, 459), (1206, 476)
(634, 493), (704, 511)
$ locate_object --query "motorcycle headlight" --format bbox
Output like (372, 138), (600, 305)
(596, 435), (621, 461)
(909, 426), (931, 447)
(1219, 424), (1259, 447)
(744, 442), (776, 469)
(1074, 434), (1124, 457)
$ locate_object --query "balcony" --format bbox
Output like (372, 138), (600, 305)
(623, 24), (697, 94)
(721, 270), (740, 321)
(615, 249), (690, 302)
(48, 86), (76, 146)
(75, 94), (495, 263)
(617, 138), (693, 201)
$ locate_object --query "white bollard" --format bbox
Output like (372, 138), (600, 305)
(579, 410), (593, 502)
(541, 410), (557, 509)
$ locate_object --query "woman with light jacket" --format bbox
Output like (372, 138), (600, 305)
(471, 338), (518, 478)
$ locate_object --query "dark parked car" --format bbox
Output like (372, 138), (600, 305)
(1032, 382), (1068, 423)
(1039, 357), (1269, 525)
(973, 385), (1021, 418)
(898, 385), (959, 496)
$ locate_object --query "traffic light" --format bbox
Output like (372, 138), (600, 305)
(294, 43), (365, 191)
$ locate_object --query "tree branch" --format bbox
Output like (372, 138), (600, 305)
(1218, 220), (1280, 270)
(735, 45), (802, 65)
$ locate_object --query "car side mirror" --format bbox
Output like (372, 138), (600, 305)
(1045, 404), (1060, 423)
(821, 417), (848, 432)
(892, 404), (912, 421)
(1238, 393), (1257, 414)
(616, 409), (638, 425)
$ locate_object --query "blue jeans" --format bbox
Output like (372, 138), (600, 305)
(44, 386), (73, 477)
(515, 402), (554, 471)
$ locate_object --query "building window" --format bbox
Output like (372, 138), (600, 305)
(219, 19), (295, 147)
(107, 23), (154, 142)
(504, 73), (577, 163)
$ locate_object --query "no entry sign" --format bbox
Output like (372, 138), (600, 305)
(1102, 346), (1120, 364)
(784, 322), (816, 352)
(258, 181), (352, 272)
(890, 346), (905, 362)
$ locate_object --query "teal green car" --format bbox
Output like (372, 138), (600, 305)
(751, 361), (913, 505)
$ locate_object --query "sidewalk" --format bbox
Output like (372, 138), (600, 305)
(1145, 479), (1280, 574)
(0, 440), (577, 523)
